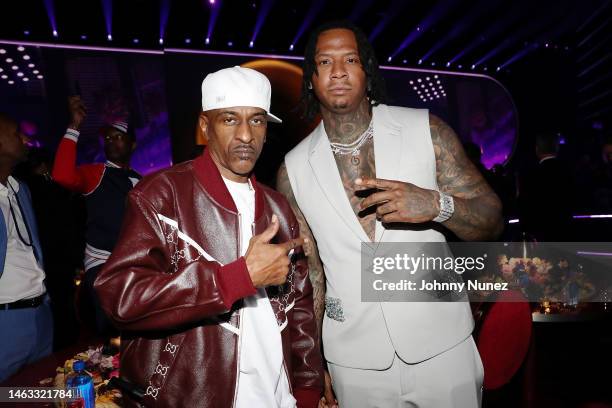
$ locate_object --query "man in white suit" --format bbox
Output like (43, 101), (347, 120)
(277, 20), (503, 408)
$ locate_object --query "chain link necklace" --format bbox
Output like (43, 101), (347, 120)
(330, 121), (373, 166)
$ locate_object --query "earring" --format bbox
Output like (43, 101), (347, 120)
(308, 82), (313, 90)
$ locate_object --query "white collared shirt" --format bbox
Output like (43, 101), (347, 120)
(222, 177), (295, 408)
(0, 176), (46, 303)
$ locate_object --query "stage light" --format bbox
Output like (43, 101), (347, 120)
(446, 62), (450, 67)
(436, 80), (441, 84)
(0, 68), (2, 73)
(431, 62), (435, 66)
(458, 64), (462, 68)
(33, 70), (39, 74)
(81, 35), (87, 40)
(413, 86), (418, 90)
(29, 64), (35, 68)
(11, 65), (18, 70)
(17, 46), (25, 52)
(417, 79), (421, 82)
(8, 80), (14, 84)
(421, 84), (425, 88)
(227, 41), (233, 47)
(434, 75), (438, 79)
(426, 77), (430, 81)
(185, 38), (191, 44)
(545, 43), (549, 48)
(159, 38), (164, 45)
(24, 31), (30, 36)
(53, 30), (58, 37)
(23, 55), (30, 60)
(402, 59), (407, 64)
(6, 58), (13, 63)
(133, 38), (139, 44)
(289, 44), (294, 51)
(496, 66), (501, 71)
(205, 37), (210, 45)
(387, 56), (392, 62)
(1, 75), (6, 79)
(17, 72), (23, 77)
(23, 77), (29, 82)
(107, 34), (112, 41)
(37, 75), (43, 79)
(0, 49), (5, 54)
(209, 0), (215, 4)
(249, 41), (254, 48)
(409, 80), (414, 85)
(418, 59), (422, 64)
(471, 64), (476, 69)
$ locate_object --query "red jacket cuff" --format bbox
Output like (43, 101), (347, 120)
(294, 387), (322, 408)
(217, 257), (257, 309)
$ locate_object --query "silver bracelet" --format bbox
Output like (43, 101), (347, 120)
(433, 192), (454, 223)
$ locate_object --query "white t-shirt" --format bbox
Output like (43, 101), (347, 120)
(0, 176), (46, 303)
(222, 177), (295, 408)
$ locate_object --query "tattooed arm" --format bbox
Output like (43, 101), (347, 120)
(429, 113), (503, 240)
(276, 162), (326, 338)
(356, 114), (503, 241)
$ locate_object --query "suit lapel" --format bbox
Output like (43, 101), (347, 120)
(308, 122), (373, 247)
(372, 104), (403, 243)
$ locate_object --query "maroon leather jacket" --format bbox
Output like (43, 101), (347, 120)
(94, 149), (323, 407)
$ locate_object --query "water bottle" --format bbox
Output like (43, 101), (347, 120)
(66, 360), (95, 408)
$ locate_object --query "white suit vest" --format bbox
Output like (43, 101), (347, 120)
(285, 104), (474, 369)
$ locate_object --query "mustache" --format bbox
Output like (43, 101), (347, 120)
(233, 144), (256, 153)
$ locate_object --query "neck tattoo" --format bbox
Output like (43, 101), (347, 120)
(330, 120), (373, 166)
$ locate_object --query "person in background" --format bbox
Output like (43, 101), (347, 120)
(0, 113), (53, 382)
(52, 96), (141, 335)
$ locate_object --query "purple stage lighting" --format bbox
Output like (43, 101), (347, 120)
(101, 0), (113, 43)
(250, 0), (275, 49)
(206, 0), (222, 48)
(249, 41), (254, 48)
(289, 44), (294, 51)
(291, 0), (325, 53)
(160, 0), (170, 47)
(369, 0), (407, 43)
(44, 0), (58, 38)
(81, 35), (87, 40)
(389, 0), (458, 60)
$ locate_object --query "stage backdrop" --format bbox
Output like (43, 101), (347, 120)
(0, 45), (517, 182)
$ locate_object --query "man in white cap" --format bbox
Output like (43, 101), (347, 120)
(52, 96), (141, 336)
(95, 66), (323, 408)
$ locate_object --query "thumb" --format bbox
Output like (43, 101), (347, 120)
(257, 214), (280, 243)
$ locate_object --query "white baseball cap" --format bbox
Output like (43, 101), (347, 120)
(201, 66), (282, 123)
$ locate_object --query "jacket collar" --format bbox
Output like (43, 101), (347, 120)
(193, 148), (265, 219)
(306, 104), (403, 244)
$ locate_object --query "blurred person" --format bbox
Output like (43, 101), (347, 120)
(52, 96), (141, 335)
(519, 132), (574, 241)
(0, 113), (52, 382)
(15, 148), (83, 350)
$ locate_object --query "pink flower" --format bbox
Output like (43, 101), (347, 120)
(112, 353), (120, 369)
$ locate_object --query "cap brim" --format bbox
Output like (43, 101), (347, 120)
(267, 112), (282, 124)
